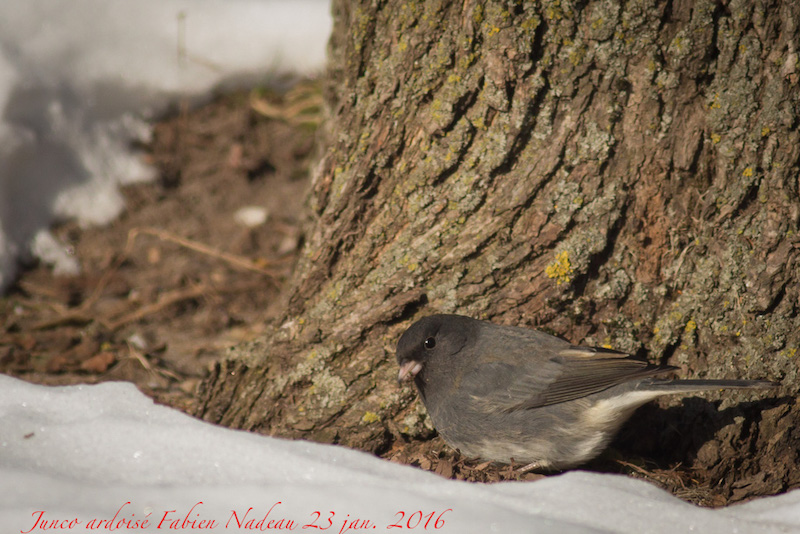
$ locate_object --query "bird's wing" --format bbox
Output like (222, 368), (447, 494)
(464, 343), (673, 413)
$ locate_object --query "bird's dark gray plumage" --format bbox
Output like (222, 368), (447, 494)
(396, 314), (777, 470)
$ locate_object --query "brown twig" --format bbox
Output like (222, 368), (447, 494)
(126, 227), (284, 278)
(615, 459), (655, 477)
(104, 279), (265, 331)
(103, 283), (210, 331)
(250, 90), (323, 126)
(32, 309), (93, 330)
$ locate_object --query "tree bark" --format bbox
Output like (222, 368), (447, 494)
(198, 0), (800, 501)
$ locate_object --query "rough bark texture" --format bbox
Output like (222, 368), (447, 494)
(198, 0), (800, 501)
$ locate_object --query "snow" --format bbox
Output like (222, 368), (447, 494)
(1, 375), (799, 534)
(0, 0), (331, 290)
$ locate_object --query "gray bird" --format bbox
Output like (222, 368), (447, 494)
(396, 314), (777, 471)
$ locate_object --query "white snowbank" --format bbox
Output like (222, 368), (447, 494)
(0, 375), (798, 533)
(0, 0), (331, 290)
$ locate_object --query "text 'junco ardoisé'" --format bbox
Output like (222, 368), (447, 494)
(396, 314), (777, 471)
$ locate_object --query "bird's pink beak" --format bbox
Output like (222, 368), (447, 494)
(398, 360), (423, 382)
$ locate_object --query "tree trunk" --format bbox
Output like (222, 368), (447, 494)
(197, 0), (800, 502)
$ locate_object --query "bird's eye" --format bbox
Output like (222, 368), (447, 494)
(424, 337), (436, 349)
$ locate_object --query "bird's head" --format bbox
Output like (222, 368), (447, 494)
(396, 314), (473, 382)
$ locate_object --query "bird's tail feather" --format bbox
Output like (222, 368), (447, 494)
(643, 378), (778, 393)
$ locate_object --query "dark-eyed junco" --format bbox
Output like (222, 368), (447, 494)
(396, 314), (778, 471)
